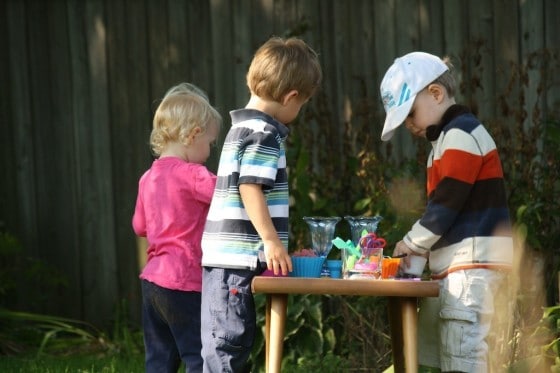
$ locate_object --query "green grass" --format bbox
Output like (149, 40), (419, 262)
(0, 306), (146, 373)
(0, 354), (144, 373)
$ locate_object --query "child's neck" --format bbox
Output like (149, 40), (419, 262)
(159, 142), (189, 162)
(246, 95), (281, 118)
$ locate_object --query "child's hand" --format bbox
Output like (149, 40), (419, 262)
(393, 240), (428, 270)
(263, 240), (293, 276)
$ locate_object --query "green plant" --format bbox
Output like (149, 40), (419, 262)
(506, 304), (560, 372)
(0, 231), (20, 299)
(281, 351), (350, 372)
(328, 295), (393, 371)
(250, 293), (333, 372)
(0, 354), (144, 373)
(0, 231), (68, 311)
(108, 300), (143, 357)
(0, 304), (145, 371)
(0, 308), (110, 357)
(0, 234), (143, 360)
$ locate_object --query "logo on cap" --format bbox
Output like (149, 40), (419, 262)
(381, 91), (395, 111)
(398, 83), (411, 106)
(382, 82), (412, 112)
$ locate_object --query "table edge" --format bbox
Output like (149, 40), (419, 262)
(252, 276), (439, 297)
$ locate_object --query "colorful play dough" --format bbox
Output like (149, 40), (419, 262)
(354, 262), (378, 271)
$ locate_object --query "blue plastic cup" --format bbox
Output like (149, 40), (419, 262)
(326, 259), (342, 279)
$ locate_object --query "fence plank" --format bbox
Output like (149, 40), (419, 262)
(67, 0), (119, 327)
(27, 1), (54, 268)
(544, 0), (560, 119)
(231, 0), (253, 109)
(442, 0), (468, 104)
(0, 1), (14, 237)
(467, 0), (496, 121)
(491, 0), (520, 143)
(104, 0), (147, 325)
(419, 0), (444, 53)
(520, 0), (545, 130)
(373, 0), (397, 155)
(3, 1), (40, 266)
(28, 1), (84, 320)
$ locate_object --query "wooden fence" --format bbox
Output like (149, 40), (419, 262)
(1, 0), (559, 328)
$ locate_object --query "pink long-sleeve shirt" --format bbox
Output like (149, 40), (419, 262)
(132, 157), (216, 292)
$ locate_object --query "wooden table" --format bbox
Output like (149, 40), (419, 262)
(251, 277), (439, 373)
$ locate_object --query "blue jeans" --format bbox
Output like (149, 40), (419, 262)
(200, 267), (259, 373)
(141, 279), (203, 373)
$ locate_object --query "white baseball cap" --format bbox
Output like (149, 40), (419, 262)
(379, 52), (448, 141)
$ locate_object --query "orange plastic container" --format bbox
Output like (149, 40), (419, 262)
(381, 257), (401, 279)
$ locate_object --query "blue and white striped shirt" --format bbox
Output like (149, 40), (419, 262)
(201, 109), (289, 270)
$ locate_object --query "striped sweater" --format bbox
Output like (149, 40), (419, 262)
(404, 105), (513, 278)
(201, 109), (289, 270)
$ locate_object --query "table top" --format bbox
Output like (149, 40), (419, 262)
(252, 276), (439, 298)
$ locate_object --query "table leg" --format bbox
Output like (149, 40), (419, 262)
(400, 297), (418, 373)
(267, 294), (288, 373)
(402, 298), (418, 372)
(265, 295), (271, 372)
(388, 297), (418, 373)
(388, 298), (404, 372)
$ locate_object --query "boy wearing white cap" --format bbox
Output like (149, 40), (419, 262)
(380, 52), (513, 372)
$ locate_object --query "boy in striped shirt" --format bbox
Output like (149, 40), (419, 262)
(380, 52), (513, 372)
(200, 36), (322, 372)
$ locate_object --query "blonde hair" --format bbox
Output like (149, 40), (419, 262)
(432, 56), (457, 98)
(246, 36), (322, 102)
(150, 83), (222, 156)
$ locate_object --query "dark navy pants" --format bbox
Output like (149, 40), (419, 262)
(141, 279), (203, 373)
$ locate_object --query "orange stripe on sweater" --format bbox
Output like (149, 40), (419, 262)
(430, 263), (512, 280)
(427, 149), (503, 195)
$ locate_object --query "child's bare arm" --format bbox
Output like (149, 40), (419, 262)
(239, 183), (292, 275)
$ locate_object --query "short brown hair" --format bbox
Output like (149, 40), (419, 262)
(246, 36), (322, 102)
(432, 56), (456, 98)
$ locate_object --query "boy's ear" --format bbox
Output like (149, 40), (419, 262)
(427, 84), (445, 103)
(282, 90), (299, 106)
